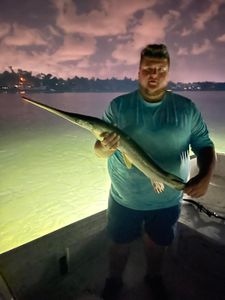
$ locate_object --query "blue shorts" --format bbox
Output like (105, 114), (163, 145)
(107, 196), (181, 246)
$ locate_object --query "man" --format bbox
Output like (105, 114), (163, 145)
(94, 44), (215, 299)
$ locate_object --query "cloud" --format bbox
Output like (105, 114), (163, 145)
(3, 24), (47, 46)
(47, 25), (61, 37)
(179, 0), (194, 10)
(52, 0), (155, 37)
(0, 44), (67, 78)
(0, 23), (11, 39)
(0, 39), (134, 79)
(0, 31), (97, 79)
(54, 34), (96, 62)
(112, 41), (138, 65)
(112, 9), (180, 64)
(0, 45), (41, 73)
(76, 59), (122, 79)
(177, 47), (189, 55)
(72, 58), (128, 79)
(216, 33), (225, 42)
(0, 0), (223, 82)
(191, 39), (212, 55)
(194, 0), (224, 31)
(180, 28), (192, 37)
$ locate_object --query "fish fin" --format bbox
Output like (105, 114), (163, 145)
(150, 179), (165, 193)
(122, 153), (133, 169)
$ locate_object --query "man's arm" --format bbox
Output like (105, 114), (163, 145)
(184, 146), (216, 198)
(94, 132), (120, 158)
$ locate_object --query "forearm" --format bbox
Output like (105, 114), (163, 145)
(184, 147), (216, 197)
(196, 146), (216, 179)
(94, 140), (116, 158)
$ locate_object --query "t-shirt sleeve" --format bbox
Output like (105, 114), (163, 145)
(102, 99), (118, 126)
(190, 103), (214, 155)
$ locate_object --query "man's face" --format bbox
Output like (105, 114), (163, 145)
(138, 57), (169, 95)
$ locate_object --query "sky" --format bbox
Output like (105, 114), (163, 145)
(0, 0), (224, 82)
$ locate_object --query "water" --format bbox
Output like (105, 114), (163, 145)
(177, 91), (225, 151)
(0, 91), (224, 254)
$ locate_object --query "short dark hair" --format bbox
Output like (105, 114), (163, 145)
(140, 44), (170, 65)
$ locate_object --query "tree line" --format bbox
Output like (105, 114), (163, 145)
(0, 69), (225, 92)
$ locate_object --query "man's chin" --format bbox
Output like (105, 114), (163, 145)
(147, 86), (160, 94)
(139, 84), (166, 97)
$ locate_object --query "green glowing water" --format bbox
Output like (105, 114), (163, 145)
(0, 127), (110, 254)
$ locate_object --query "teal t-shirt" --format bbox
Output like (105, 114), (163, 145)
(103, 90), (214, 210)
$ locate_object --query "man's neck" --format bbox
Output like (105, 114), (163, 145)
(139, 87), (166, 103)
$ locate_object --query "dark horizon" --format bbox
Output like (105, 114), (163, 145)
(1, 69), (225, 93)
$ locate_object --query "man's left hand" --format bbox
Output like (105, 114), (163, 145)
(184, 174), (211, 198)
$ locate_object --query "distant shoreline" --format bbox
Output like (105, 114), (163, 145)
(1, 70), (225, 93)
(1, 88), (225, 93)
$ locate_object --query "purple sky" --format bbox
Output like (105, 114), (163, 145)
(0, 0), (224, 82)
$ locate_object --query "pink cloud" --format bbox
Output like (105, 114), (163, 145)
(47, 25), (61, 37)
(0, 23), (11, 39)
(180, 28), (192, 37)
(0, 45), (44, 73)
(54, 34), (96, 62)
(217, 33), (225, 42)
(75, 59), (124, 79)
(177, 47), (189, 55)
(179, 0), (194, 10)
(53, 0), (155, 37)
(3, 24), (47, 46)
(0, 36), (101, 80)
(0, 46), (69, 78)
(171, 55), (223, 82)
(1, 23), (94, 72)
(112, 9), (180, 64)
(191, 39), (213, 55)
(194, 0), (223, 31)
(0, 0), (222, 82)
(112, 41), (139, 65)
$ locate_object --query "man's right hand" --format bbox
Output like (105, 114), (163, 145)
(100, 132), (120, 151)
(94, 132), (120, 158)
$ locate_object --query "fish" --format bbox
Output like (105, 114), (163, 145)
(22, 95), (185, 192)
